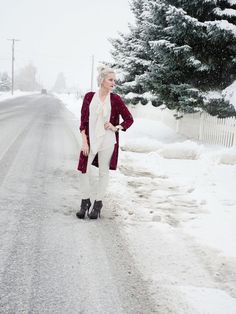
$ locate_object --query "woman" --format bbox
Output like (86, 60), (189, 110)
(76, 65), (133, 219)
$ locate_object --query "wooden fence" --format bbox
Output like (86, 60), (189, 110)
(130, 103), (236, 148)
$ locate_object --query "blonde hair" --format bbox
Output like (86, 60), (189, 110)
(97, 64), (115, 87)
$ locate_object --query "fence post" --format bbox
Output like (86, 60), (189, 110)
(199, 112), (204, 141)
(233, 118), (236, 147)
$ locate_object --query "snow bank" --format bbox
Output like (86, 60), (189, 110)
(217, 148), (236, 165)
(121, 137), (162, 153)
(54, 92), (83, 118)
(180, 286), (236, 314)
(128, 115), (184, 142)
(0, 90), (38, 102)
(158, 141), (202, 160)
(203, 146), (236, 166)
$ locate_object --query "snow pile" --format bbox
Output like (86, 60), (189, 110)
(158, 140), (202, 160)
(217, 147), (236, 165)
(180, 286), (236, 314)
(127, 116), (183, 141)
(130, 102), (162, 120)
(121, 137), (162, 153)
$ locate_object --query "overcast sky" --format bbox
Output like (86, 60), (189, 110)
(0, 0), (134, 91)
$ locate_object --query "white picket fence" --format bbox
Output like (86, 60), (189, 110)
(130, 103), (236, 148)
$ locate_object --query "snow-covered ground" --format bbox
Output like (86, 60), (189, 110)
(54, 92), (236, 313)
(3, 91), (235, 312)
(0, 90), (39, 102)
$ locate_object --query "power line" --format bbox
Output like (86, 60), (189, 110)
(7, 38), (20, 95)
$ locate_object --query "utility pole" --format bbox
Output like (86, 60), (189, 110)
(90, 54), (94, 91)
(7, 38), (20, 95)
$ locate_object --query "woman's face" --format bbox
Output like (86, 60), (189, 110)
(101, 73), (116, 91)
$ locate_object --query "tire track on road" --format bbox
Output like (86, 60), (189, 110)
(0, 116), (38, 187)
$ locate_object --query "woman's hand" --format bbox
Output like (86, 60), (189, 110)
(81, 141), (89, 156)
(81, 130), (89, 156)
(104, 122), (116, 132)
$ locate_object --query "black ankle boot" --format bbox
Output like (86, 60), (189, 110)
(76, 198), (91, 219)
(88, 200), (103, 219)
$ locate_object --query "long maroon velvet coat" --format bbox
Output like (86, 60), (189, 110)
(77, 92), (134, 173)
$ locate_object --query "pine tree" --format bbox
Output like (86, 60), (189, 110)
(111, 0), (236, 117)
(52, 72), (66, 93)
(166, 0), (236, 88)
(168, 0), (236, 24)
(146, 0), (236, 116)
(0, 72), (11, 91)
(110, 0), (153, 105)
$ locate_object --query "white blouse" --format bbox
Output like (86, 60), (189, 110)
(89, 91), (116, 154)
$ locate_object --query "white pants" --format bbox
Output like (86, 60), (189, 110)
(79, 146), (114, 201)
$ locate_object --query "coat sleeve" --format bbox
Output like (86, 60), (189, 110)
(116, 95), (134, 131)
(79, 93), (90, 132)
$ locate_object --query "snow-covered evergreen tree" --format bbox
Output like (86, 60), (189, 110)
(166, 0), (236, 88)
(146, 0), (236, 115)
(0, 72), (11, 91)
(111, 0), (236, 117)
(52, 72), (67, 93)
(168, 0), (236, 24)
(110, 0), (153, 105)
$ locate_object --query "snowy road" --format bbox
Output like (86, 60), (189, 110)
(1, 93), (236, 314)
(0, 95), (157, 313)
